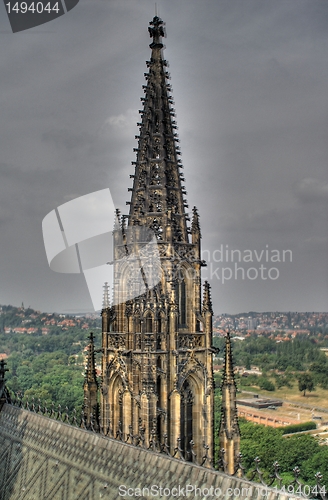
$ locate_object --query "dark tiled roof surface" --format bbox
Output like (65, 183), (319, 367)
(0, 405), (302, 500)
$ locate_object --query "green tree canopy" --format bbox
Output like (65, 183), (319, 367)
(298, 373), (315, 396)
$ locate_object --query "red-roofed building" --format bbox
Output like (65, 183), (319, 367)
(13, 327), (27, 334)
(27, 328), (38, 334)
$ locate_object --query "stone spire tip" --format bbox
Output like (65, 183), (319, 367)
(148, 15), (165, 49)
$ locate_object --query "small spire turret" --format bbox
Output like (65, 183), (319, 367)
(202, 281), (213, 315)
(221, 331), (236, 387)
(219, 331), (240, 474)
(191, 206), (201, 235)
(83, 332), (99, 430)
(85, 332), (98, 384)
(102, 282), (110, 310)
(191, 206), (201, 250)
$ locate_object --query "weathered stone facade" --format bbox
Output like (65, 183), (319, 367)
(97, 16), (215, 462)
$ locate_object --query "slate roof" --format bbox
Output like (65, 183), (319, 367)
(0, 404), (303, 500)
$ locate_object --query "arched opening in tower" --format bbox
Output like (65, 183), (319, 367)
(145, 314), (153, 333)
(176, 278), (186, 326)
(180, 379), (193, 459)
(135, 314), (141, 333)
(156, 372), (162, 442)
(111, 375), (124, 438)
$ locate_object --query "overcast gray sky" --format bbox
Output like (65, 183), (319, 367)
(0, 0), (327, 314)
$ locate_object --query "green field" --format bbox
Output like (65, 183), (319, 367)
(240, 381), (328, 410)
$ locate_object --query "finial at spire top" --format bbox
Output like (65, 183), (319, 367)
(148, 15), (165, 49)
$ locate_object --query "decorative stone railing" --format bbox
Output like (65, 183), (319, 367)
(178, 333), (204, 349)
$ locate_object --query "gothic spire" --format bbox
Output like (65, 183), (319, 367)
(202, 281), (213, 315)
(221, 331), (236, 387)
(191, 206), (201, 236)
(127, 15), (189, 243)
(83, 332), (99, 430)
(218, 331), (240, 474)
(85, 332), (98, 385)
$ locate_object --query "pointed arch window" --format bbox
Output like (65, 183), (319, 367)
(146, 315), (153, 333)
(134, 364), (141, 394)
(176, 278), (186, 326)
(112, 376), (124, 439)
(180, 379), (193, 459)
(156, 374), (163, 441)
(135, 316), (141, 333)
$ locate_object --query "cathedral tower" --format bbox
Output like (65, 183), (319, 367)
(99, 16), (214, 463)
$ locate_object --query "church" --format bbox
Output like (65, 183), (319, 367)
(0, 15), (301, 500)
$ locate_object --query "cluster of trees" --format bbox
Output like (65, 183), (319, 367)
(0, 327), (100, 358)
(239, 419), (328, 487)
(238, 370), (318, 396)
(2, 325), (102, 417)
(213, 334), (328, 373)
(6, 350), (86, 415)
(0, 306), (36, 329)
(275, 339), (322, 371)
(213, 333), (328, 396)
(310, 356), (328, 390)
(281, 421), (317, 435)
(272, 371), (293, 389)
(238, 374), (276, 391)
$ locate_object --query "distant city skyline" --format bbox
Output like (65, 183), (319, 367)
(0, 1), (327, 313)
